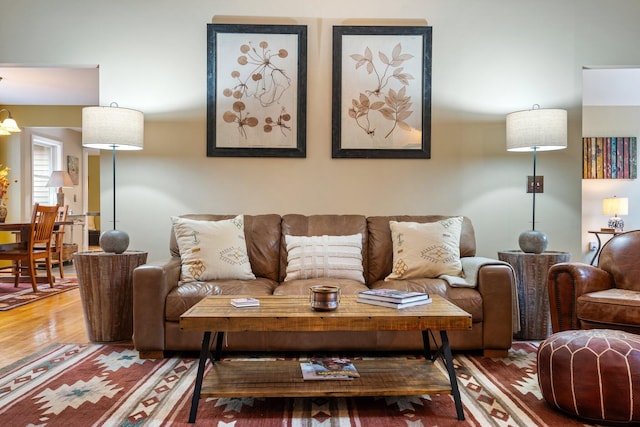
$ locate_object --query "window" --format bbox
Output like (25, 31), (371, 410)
(32, 135), (63, 205)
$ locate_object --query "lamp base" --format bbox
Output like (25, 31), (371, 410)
(518, 230), (548, 254)
(99, 229), (130, 254)
(608, 216), (624, 232)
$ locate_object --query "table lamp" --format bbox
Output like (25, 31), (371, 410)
(46, 171), (74, 206)
(82, 103), (144, 254)
(602, 196), (628, 232)
(506, 105), (567, 253)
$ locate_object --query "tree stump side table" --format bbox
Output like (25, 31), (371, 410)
(74, 250), (148, 342)
(498, 250), (571, 340)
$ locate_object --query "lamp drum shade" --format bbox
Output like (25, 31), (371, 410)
(603, 197), (629, 216)
(506, 108), (567, 152)
(82, 106), (144, 150)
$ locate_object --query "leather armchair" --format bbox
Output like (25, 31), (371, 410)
(547, 230), (640, 333)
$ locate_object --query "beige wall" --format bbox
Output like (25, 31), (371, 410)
(2, 0), (640, 262)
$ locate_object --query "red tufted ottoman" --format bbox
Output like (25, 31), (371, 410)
(537, 329), (640, 424)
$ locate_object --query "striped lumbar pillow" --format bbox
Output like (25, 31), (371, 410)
(284, 233), (364, 283)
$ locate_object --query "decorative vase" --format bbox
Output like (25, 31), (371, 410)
(0, 203), (7, 223)
(518, 230), (548, 254)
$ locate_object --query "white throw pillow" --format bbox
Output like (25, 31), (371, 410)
(285, 233), (365, 283)
(171, 215), (255, 282)
(386, 217), (463, 280)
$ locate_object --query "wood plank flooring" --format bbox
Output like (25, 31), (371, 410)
(0, 286), (90, 368)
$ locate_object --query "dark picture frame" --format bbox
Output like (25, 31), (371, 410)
(207, 23), (307, 157)
(332, 26), (432, 159)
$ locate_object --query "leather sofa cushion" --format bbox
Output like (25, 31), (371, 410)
(274, 277), (369, 296)
(366, 216), (476, 284)
(578, 289), (640, 327)
(169, 214), (281, 282)
(165, 278), (278, 322)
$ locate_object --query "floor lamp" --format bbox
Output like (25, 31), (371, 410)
(82, 104), (144, 254)
(506, 105), (567, 253)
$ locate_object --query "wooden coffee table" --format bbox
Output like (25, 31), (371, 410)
(180, 294), (472, 423)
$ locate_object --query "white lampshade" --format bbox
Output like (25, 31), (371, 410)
(46, 170), (74, 188)
(506, 107), (567, 152)
(603, 197), (629, 216)
(82, 105), (144, 151)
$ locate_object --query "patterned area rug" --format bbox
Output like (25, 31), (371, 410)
(0, 342), (598, 426)
(0, 277), (78, 311)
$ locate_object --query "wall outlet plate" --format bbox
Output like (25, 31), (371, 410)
(589, 241), (598, 251)
(527, 176), (544, 193)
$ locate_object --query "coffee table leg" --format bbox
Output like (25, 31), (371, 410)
(189, 331), (212, 423)
(439, 330), (464, 420)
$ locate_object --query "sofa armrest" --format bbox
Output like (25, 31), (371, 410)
(476, 264), (515, 357)
(547, 262), (614, 333)
(133, 256), (181, 358)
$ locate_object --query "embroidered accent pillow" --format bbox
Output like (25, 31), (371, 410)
(171, 215), (255, 282)
(386, 217), (463, 280)
(285, 233), (365, 283)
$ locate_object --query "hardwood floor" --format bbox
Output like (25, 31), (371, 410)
(0, 286), (91, 368)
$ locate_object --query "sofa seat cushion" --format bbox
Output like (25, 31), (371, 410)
(370, 278), (483, 322)
(274, 277), (368, 296)
(165, 278), (278, 322)
(578, 289), (640, 327)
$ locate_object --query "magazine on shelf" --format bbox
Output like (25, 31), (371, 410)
(300, 357), (360, 380)
(358, 289), (430, 303)
(357, 295), (432, 309)
(230, 298), (260, 307)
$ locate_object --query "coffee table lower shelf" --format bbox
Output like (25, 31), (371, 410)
(200, 359), (451, 398)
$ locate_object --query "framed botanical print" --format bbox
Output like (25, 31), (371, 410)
(332, 26), (432, 159)
(207, 23), (307, 157)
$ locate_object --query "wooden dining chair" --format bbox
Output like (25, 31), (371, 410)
(0, 203), (59, 292)
(49, 205), (69, 279)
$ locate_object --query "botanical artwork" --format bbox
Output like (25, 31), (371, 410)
(207, 24), (307, 157)
(332, 26), (432, 159)
(582, 136), (637, 179)
(347, 41), (418, 142)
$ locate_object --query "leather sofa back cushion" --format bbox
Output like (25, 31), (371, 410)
(367, 216), (476, 284)
(170, 214), (282, 282)
(599, 230), (640, 291)
(280, 215), (368, 283)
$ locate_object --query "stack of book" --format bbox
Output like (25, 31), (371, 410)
(357, 289), (431, 308)
(300, 357), (360, 380)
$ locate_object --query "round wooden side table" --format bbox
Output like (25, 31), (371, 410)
(498, 250), (571, 340)
(74, 250), (148, 342)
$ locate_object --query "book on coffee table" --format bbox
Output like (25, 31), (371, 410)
(358, 289), (430, 303)
(230, 298), (260, 307)
(357, 295), (432, 309)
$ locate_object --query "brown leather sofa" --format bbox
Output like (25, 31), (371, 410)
(548, 230), (640, 333)
(133, 214), (516, 358)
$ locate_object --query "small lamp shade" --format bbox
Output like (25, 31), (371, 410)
(603, 196), (628, 231)
(46, 170), (74, 206)
(46, 171), (74, 188)
(82, 106), (144, 151)
(506, 108), (567, 152)
(602, 197), (629, 216)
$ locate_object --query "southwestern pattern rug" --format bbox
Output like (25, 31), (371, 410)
(0, 342), (598, 426)
(0, 277), (78, 311)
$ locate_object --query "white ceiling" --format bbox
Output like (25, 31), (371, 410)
(0, 65), (99, 106)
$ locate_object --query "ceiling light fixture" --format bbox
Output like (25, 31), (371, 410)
(0, 77), (21, 135)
